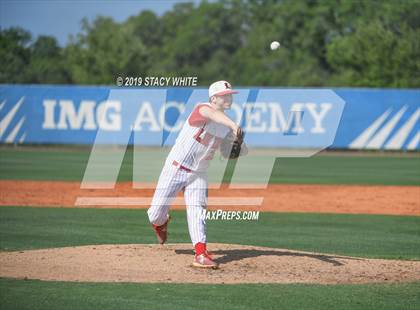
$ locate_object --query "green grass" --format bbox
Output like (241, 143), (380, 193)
(0, 279), (419, 310)
(1, 207), (419, 260)
(0, 146), (419, 185)
(1, 206), (419, 309)
(1, 146), (419, 309)
(270, 155), (420, 185)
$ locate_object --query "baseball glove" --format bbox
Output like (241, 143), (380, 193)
(220, 128), (244, 159)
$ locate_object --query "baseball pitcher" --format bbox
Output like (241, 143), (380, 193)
(147, 80), (247, 269)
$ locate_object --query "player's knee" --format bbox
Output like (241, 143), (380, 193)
(147, 208), (158, 223)
(147, 207), (166, 225)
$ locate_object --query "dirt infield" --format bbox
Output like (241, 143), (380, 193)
(0, 180), (419, 215)
(1, 243), (419, 284)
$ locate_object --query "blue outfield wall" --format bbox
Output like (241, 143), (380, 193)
(0, 85), (418, 150)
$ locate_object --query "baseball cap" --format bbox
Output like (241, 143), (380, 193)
(209, 80), (238, 97)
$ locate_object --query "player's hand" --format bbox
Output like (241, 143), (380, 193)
(232, 126), (244, 143)
(231, 125), (240, 136)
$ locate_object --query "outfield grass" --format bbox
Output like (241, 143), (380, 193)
(0, 279), (418, 310)
(0, 147), (419, 185)
(1, 207), (419, 260)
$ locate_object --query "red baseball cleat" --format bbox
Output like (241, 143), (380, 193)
(192, 251), (219, 269)
(152, 216), (170, 245)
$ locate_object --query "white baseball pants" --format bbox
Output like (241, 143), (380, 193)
(147, 162), (208, 245)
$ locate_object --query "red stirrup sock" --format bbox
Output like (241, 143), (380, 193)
(195, 242), (206, 256)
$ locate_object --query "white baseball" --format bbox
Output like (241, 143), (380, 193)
(270, 41), (281, 50)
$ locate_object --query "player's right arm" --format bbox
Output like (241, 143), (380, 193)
(199, 106), (241, 136)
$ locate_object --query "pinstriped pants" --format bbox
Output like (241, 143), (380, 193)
(147, 163), (208, 246)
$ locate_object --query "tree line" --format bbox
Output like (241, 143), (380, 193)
(1, 0), (419, 87)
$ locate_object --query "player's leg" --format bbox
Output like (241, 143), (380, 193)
(184, 173), (208, 245)
(184, 173), (218, 268)
(147, 164), (186, 226)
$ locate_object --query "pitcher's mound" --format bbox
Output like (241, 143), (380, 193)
(1, 243), (419, 284)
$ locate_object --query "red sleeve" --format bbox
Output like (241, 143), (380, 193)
(188, 104), (210, 127)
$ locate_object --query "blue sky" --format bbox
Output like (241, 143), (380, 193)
(0, 0), (201, 46)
